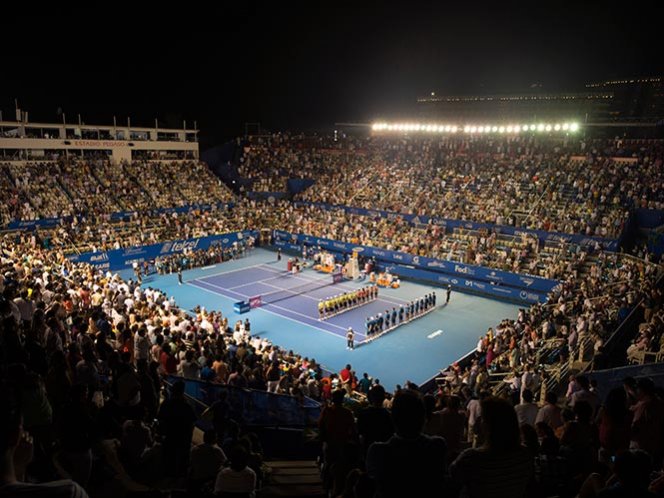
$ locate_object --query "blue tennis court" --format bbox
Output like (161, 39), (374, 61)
(126, 248), (521, 389)
(188, 263), (411, 342)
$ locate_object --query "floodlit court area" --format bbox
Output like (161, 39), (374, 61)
(123, 247), (520, 389)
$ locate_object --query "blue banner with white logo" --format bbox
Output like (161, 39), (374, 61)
(69, 230), (258, 271)
(384, 265), (549, 304)
(294, 201), (619, 251)
(272, 230), (558, 296)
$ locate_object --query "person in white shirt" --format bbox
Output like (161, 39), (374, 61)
(214, 445), (256, 497)
(535, 392), (563, 431)
(514, 389), (539, 427)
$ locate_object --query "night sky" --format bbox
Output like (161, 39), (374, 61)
(1, 2), (662, 148)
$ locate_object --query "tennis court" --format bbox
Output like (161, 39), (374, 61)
(187, 262), (411, 342)
(129, 248), (521, 389)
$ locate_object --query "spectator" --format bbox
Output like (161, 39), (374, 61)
(157, 380), (196, 477)
(535, 391), (563, 431)
(214, 444), (257, 497)
(366, 389), (447, 498)
(515, 389), (539, 427)
(450, 396), (533, 498)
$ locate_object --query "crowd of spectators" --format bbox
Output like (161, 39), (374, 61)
(0, 134), (663, 497)
(0, 159), (234, 223)
(237, 135), (664, 238)
(0, 235), (327, 496)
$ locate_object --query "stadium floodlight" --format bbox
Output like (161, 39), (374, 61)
(470, 126), (477, 133)
(569, 122), (580, 132)
(491, 126), (498, 132)
(506, 125), (513, 133)
(477, 126), (484, 133)
(451, 126), (458, 133)
(545, 124), (552, 132)
(554, 124), (561, 131)
(514, 125), (521, 132)
(529, 124), (536, 131)
(498, 126), (505, 133)
(464, 126), (471, 133)
(537, 123), (545, 132)
(562, 123), (569, 130)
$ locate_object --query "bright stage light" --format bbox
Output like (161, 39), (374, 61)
(451, 126), (458, 133)
(562, 123), (569, 130)
(554, 124), (561, 131)
(569, 122), (580, 132)
(506, 126), (513, 133)
(545, 124), (552, 131)
(537, 124), (545, 132)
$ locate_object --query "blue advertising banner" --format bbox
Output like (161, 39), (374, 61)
(69, 230), (258, 271)
(271, 230), (559, 298)
(384, 265), (549, 304)
(294, 201), (620, 251)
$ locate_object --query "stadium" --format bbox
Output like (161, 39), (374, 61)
(1, 5), (664, 498)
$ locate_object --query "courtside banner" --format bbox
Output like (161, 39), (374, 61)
(385, 264), (549, 304)
(68, 230), (258, 271)
(271, 231), (560, 295)
(293, 201), (619, 251)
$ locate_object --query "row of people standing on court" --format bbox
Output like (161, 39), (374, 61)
(365, 292), (437, 336)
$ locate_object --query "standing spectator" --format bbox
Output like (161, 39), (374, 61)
(189, 429), (227, 491)
(514, 389), (539, 427)
(357, 385), (394, 455)
(339, 364), (353, 394)
(366, 389), (447, 498)
(450, 396), (533, 498)
(630, 378), (664, 461)
(570, 376), (600, 415)
(597, 388), (633, 463)
(535, 392), (563, 431)
(157, 380), (196, 477)
(319, 389), (356, 483)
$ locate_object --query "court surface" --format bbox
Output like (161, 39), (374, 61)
(123, 248), (520, 390)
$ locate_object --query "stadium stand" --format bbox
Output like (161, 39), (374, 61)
(1, 129), (664, 498)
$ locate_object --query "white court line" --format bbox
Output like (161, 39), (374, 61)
(190, 278), (350, 333)
(188, 262), (275, 282)
(186, 280), (352, 341)
(228, 270), (330, 291)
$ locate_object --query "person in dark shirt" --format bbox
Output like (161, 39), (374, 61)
(157, 380), (197, 477)
(366, 389), (447, 498)
(357, 385), (394, 455)
(450, 396), (533, 498)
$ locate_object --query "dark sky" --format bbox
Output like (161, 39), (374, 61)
(1, 2), (662, 148)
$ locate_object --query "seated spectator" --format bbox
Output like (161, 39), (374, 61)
(214, 444), (257, 498)
(366, 389), (447, 498)
(450, 396), (533, 498)
(0, 388), (90, 497)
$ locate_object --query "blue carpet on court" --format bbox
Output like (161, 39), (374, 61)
(121, 248), (520, 390)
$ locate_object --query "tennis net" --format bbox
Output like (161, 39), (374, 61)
(258, 273), (336, 305)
